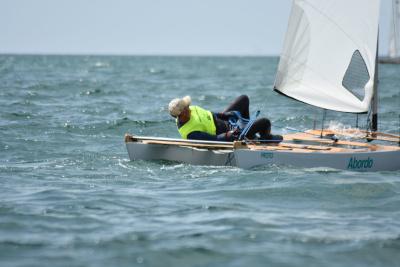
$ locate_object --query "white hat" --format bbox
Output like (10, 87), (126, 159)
(168, 96), (191, 117)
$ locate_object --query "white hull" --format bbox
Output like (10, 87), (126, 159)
(125, 134), (400, 171)
(234, 149), (400, 171)
(126, 142), (236, 167)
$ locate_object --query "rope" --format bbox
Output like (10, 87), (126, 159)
(228, 111), (249, 131)
(238, 111), (260, 140)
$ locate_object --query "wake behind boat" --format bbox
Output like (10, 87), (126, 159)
(125, 0), (400, 171)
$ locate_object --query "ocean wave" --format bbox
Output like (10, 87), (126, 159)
(280, 232), (400, 246)
(79, 88), (102, 96)
(0, 240), (47, 248)
(61, 117), (173, 134)
(1, 56), (400, 267)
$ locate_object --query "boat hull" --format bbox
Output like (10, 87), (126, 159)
(234, 149), (400, 171)
(126, 142), (236, 167)
(125, 134), (400, 171)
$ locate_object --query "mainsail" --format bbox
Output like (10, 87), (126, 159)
(274, 0), (380, 113)
(389, 0), (400, 58)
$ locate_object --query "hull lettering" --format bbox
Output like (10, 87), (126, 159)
(347, 157), (374, 170)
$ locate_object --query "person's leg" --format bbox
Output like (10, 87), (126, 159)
(223, 95), (250, 119)
(245, 118), (271, 139)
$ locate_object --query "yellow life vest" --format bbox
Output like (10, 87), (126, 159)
(177, 106), (216, 139)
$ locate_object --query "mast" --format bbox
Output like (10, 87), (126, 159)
(371, 33), (379, 132)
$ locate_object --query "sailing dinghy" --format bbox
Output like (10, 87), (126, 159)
(125, 0), (400, 171)
(380, 0), (400, 64)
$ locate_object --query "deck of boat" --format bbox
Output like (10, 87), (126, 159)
(125, 129), (400, 154)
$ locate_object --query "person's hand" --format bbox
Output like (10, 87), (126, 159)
(226, 128), (240, 141)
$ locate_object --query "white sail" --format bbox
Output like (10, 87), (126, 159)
(389, 0), (400, 58)
(274, 0), (380, 113)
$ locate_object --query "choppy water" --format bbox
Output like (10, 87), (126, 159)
(1, 55), (400, 267)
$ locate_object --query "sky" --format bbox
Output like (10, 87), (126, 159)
(0, 0), (393, 56)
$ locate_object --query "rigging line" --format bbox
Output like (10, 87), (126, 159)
(274, 125), (310, 134)
(366, 110), (372, 138)
(271, 121), (331, 139)
(238, 111), (260, 141)
(356, 114), (359, 128)
(313, 113), (317, 130)
(273, 123), (325, 136)
(320, 109), (327, 138)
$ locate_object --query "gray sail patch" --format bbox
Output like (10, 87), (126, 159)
(342, 50), (370, 100)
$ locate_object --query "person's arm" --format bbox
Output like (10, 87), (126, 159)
(187, 131), (234, 142)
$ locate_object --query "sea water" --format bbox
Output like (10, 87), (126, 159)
(1, 55), (399, 267)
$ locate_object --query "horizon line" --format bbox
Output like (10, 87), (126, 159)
(0, 52), (281, 58)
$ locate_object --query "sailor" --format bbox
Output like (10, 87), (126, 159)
(168, 95), (283, 142)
